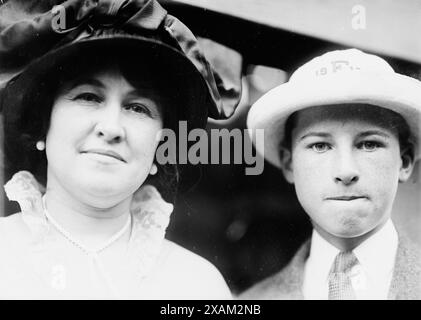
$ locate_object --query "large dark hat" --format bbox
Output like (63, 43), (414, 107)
(0, 0), (241, 130)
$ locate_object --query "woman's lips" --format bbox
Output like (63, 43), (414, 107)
(81, 149), (126, 162)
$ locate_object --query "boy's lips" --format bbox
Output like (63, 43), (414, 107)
(325, 195), (368, 201)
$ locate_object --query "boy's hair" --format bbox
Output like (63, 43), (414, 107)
(281, 104), (414, 158)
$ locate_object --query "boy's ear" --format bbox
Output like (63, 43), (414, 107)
(280, 147), (294, 184)
(399, 146), (415, 182)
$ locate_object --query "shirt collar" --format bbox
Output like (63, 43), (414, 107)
(307, 229), (341, 282)
(307, 219), (398, 282)
(353, 219), (398, 280)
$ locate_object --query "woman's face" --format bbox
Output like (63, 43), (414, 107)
(45, 68), (164, 208)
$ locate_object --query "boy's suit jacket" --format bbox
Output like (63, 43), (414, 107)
(240, 235), (421, 300)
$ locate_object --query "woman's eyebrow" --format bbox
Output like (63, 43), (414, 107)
(357, 130), (391, 139)
(67, 78), (105, 91)
(127, 88), (153, 97)
(299, 132), (331, 140)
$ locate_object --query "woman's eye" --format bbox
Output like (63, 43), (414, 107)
(124, 103), (152, 116)
(359, 141), (382, 151)
(309, 142), (330, 153)
(74, 92), (102, 103)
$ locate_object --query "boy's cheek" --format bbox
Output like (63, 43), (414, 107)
(293, 158), (328, 182)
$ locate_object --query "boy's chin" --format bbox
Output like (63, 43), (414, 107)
(313, 216), (378, 240)
(327, 221), (379, 239)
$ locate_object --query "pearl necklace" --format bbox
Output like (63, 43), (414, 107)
(44, 207), (132, 255)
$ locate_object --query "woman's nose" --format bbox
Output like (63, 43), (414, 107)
(93, 102), (125, 143)
(333, 149), (360, 185)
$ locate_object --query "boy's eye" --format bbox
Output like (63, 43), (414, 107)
(358, 141), (382, 151)
(309, 142), (331, 153)
(74, 92), (102, 103)
(123, 103), (152, 116)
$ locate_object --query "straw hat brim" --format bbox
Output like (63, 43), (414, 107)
(247, 71), (421, 168)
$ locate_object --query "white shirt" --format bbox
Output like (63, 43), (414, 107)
(303, 219), (398, 300)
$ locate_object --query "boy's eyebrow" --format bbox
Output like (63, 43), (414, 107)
(299, 132), (331, 140)
(299, 130), (391, 141)
(356, 130), (391, 139)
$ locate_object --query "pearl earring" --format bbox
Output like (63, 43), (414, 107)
(36, 141), (45, 151)
(150, 164), (158, 175)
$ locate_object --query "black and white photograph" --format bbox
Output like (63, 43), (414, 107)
(0, 0), (420, 303)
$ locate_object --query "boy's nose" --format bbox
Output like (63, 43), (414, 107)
(333, 151), (360, 185)
(335, 172), (359, 185)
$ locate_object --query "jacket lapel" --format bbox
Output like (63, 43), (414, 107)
(241, 234), (421, 300)
(240, 240), (310, 300)
(388, 236), (421, 300)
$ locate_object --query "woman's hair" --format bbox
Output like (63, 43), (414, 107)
(281, 103), (414, 158)
(4, 50), (184, 203)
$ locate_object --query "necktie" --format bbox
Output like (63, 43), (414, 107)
(328, 251), (359, 300)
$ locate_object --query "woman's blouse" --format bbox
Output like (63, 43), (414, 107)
(0, 171), (231, 299)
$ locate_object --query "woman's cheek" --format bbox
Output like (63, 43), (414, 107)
(128, 125), (162, 162)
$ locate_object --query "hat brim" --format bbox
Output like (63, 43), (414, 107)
(2, 35), (211, 131)
(247, 72), (421, 168)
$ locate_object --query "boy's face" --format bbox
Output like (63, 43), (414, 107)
(281, 105), (414, 239)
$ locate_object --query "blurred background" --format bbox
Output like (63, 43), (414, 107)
(1, 0), (421, 296)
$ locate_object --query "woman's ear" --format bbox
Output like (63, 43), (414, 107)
(280, 147), (294, 184)
(149, 163), (158, 176)
(399, 146), (415, 182)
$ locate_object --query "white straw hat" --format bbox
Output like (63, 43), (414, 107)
(247, 48), (421, 168)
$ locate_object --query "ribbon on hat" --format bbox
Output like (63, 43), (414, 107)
(0, 0), (241, 119)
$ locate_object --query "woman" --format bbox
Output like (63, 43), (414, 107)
(0, 0), (239, 299)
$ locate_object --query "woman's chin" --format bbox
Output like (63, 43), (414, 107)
(75, 188), (130, 209)
(73, 177), (138, 203)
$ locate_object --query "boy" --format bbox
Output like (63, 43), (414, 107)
(242, 49), (421, 299)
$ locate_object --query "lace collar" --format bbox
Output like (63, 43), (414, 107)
(4, 170), (174, 281)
